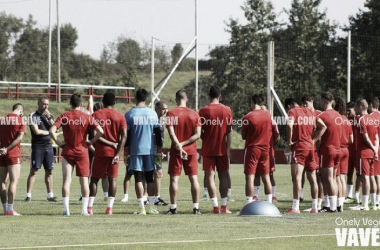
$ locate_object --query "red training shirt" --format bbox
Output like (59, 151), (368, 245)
(0, 113), (26, 158)
(288, 106), (315, 151)
(241, 109), (272, 150)
(318, 109), (342, 154)
(357, 114), (379, 158)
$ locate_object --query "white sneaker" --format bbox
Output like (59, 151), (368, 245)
(200, 194), (209, 202)
(121, 197), (129, 202)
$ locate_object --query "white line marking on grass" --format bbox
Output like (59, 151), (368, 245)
(0, 240), (211, 249)
(233, 233), (335, 241)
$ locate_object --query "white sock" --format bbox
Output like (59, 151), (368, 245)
(347, 185), (353, 198)
(300, 188), (304, 199)
(108, 197), (115, 208)
(7, 203), (13, 212)
(138, 198), (145, 208)
(123, 193), (129, 200)
(203, 188), (208, 195)
(254, 186), (260, 197)
(2, 203), (7, 212)
(338, 197), (344, 207)
(47, 192), (54, 198)
(362, 195), (369, 207)
(88, 197), (95, 207)
(148, 196), (155, 207)
(324, 196), (330, 207)
(63, 197), (70, 212)
(82, 197), (89, 212)
(221, 197), (227, 206)
(329, 196), (337, 211)
(227, 188), (232, 196)
(211, 197), (218, 207)
(292, 199), (300, 210)
(193, 203), (199, 209)
(272, 186), (276, 197)
(376, 195), (380, 205)
(266, 194), (273, 203)
(170, 204), (177, 210)
(27, 192), (32, 198)
(103, 192), (108, 198)
(371, 193), (376, 204)
(354, 192), (360, 202)
(312, 199), (317, 210)
(155, 196), (160, 202)
(317, 198), (322, 206)
(143, 196), (147, 202)
(246, 196), (253, 204)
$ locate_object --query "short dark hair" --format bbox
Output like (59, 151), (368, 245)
(70, 94), (82, 108)
(175, 90), (187, 101)
(12, 103), (23, 111)
(209, 86), (221, 99)
(251, 94), (266, 106)
(346, 101), (355, 109)
(93, 102), (104, 112)
(155, 101), (167, 109)
(284, 98), (297, 107)
(135, 89), (148, 103)
(102, 92), (116, 107)
(368, 97), (380, 109)
(321, 92), (334, 102)
(355, 99), (368, 109)
(38, 97), (48, 104)
(334, 97), (346, 115)
(301, 93), (314, 104)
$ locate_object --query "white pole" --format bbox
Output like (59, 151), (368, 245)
(48, 0), (52, 93)
(195, 0), (199, 111)
(267, 41), (274, 116)
(151, 37), (155, 109)
(347, 31), (351, 102)
(57, 0), (61, 103)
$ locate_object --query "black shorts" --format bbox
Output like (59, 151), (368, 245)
(31, 148), (54, 170)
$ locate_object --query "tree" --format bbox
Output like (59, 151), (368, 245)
(116, 37), (142, 69)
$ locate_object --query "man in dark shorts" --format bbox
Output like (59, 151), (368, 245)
(25, 97), (57, 202)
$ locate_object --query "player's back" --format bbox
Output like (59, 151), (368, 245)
(125, 106), (158, 156)
(199, 103), (232, 156)
(319, 109), (341, 151)
(167, 106), (200, 155)
(242, 109), (271, 149)
(288, 106), (314, 151)
(94, 108), (126, 157)
(357, 113), (379, 158)
(340, 115), (352, 148)
(0, 113), (25, 156)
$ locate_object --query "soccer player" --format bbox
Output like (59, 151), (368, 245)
(154, 101), (169, 206)
(88, 93), (127, 215)
(50, 94), (104, 216)
(166, 90), (201, 215)
(124, 89), (163, 215)
(334, 97), (353, 212)
(318, 92), (342, 213)
(285, 98), (326, 214)
(355, 99), (379, 210)
(368, 97), (380, 208)
(0, 103), (25, 216)
(199, 86), (233, 214)
(242, 94), (273, 204)
(25, 97), (57, 202)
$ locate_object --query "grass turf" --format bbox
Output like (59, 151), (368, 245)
(0, 163), (376, 249)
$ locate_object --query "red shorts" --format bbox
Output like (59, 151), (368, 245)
(358, 158), (375, 176)
(62, 155), (90, 177)
(320, 149), (340, 169)
(291, 150), (317, 172)
(374, 158), (380, 176)
(339, 148), (349, 175)
(91, 156), (119, 179)
(270, 155), (275, 173)
(168, 154), (198, 176)
(244, 147), (269, 175)
(202, 155), (229, 172)
(0, 155), (21, 167)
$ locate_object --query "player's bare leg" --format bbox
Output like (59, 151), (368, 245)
(106, 176), (117, 215)
(25, 168), (38, 201)
(346, 171), (354, 199)
(321, 167), (338, 212)
(154, 169), (167, 205)
(61, 158), (73, 215)
(376, 175), (380, 208)
(270, 173), (277, 201)
(102, 174), (109, 201)
(0, 167), (8, 214)
(88, 177), (100, 215)
(6, 164), (21, 215)
(188, 174), (200, 214)
(79, 176), (89, 215)
(134, 171), (146, 215)
(45, 169), (56, 201)
(287, 163), (303, 213)
(218, 170), (230, 213)
(200, 175), (209, 201)
(338, 174), (346, 211)
(369, 175), (377, 210)
(253, 174), (260, 201)
(167, 175), (179, 214)
(245, 174), (254, 204)
(317, 174), (324, 209)
(300, 169), (306, 201)
(205, 170), (219, 213)
(354, 175), (362, 203)
(121, 171), (132, 202)
(336, 175), (342, 211)
(227, 171), (234, 202)
(306, 170), (318, 213)
(261, 174), (272, 203)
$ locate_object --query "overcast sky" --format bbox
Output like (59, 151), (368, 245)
(0, 0), (367, 59)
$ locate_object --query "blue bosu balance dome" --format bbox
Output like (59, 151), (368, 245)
(238, 201), (282, 217)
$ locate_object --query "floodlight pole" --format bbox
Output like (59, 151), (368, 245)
(48, 0), (52, 97)
(57, 0), (61, 103)
(151, 37), (155, 109)
(347, 30), (351, 102)
(267, 41), (275, 116)
(195, 0), (199, 111)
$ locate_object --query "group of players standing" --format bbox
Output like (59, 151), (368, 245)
(0, 86), (377, 216)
